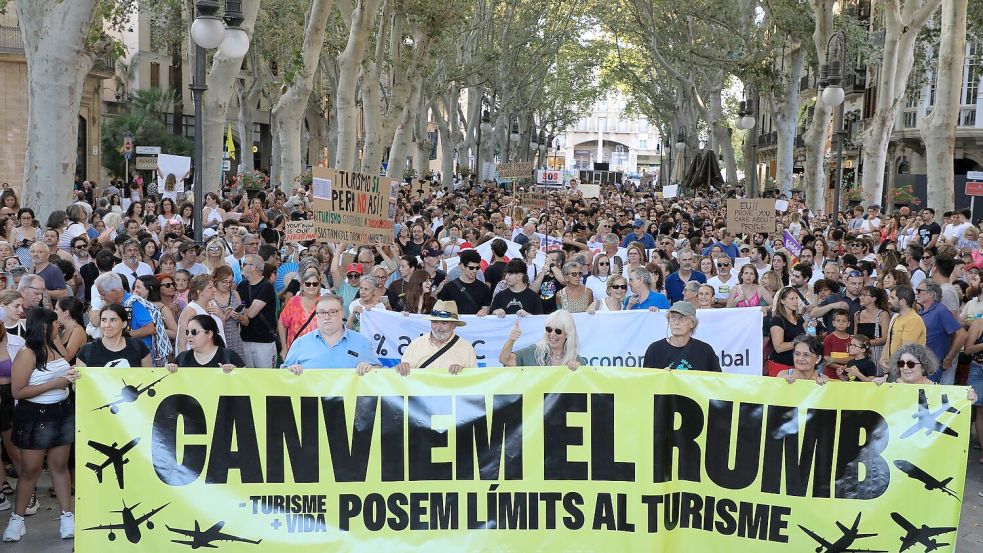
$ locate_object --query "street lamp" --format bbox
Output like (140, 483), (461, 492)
(477, 108), (491, 180)
(190, 0), (250, 243)
(818, 30), (847, 213)
(735, 100), (755, 131)
(735, 87), (758, 196)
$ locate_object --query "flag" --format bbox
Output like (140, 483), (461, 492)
(225, 124), (236, 160)
(783, 229), (802, 265)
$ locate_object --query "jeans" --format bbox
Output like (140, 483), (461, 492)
(242, 341), (277, 369)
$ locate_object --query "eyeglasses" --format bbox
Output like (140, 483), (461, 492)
(316, 309), (342, 317)
(896, 360), (921, 369)
(347, 273), (361, 279)
(544, 326), (564, 335)
(304, 281), (320, 288)
(566, 271), (582, 277)
(610, 284), (627, 290)
(916, 288), (927, 293)
(922, 255), (932, 260)
(185, 328), (205, 336)
(717, 262), (731, 268)
(161, 282), (175, 288)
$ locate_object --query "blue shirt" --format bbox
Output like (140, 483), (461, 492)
(621, 231), (657, 249)
(122, 292), (153, 350)
(665, 270), (707, 303)
(702, 241), (740, 259)
(625, 291), (671, 310)
(281, 328), (381, 369)
(920, 302), (961, 382)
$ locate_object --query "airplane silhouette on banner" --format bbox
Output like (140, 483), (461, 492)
(798, 512), (887, 553)
(93, 376), (167, 415)
(891, 512), (957, 553)
(85, 438), (140, 489)
(900, 389), (960, 439)
(893, 460), (959, 499)
(167, 520), (263, 549)
(83, 501), (169, 544)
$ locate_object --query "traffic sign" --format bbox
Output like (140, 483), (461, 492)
(135, 146), (161, 155)
(966, 181), (983, 196)
(967, 171), (983, 180)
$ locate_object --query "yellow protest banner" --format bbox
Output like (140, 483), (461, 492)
(311, 167), (397, 244)
(76, 367), (968, 551)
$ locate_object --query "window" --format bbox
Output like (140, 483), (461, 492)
(617, 118), (629, 132)
(639, 139), (648, 149)
(638, 119), (649, 132)
(597, 99), (608, 111)
(150, 62), (160, 89)
(962, 41), (979, 106)
(597, 117), (608, 132)
(577, 118), (589, 132)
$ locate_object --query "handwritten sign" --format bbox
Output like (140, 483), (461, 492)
(726, 198), (776, 235)
(284, 220), (316, 242)
(410, 178), (430, 199)
(312, 168), (396, 245)
(536, 169), (562, 185)
(580, 184), (600, 198)
(519, 190), (548, 210)
(497, 162), (533, 180)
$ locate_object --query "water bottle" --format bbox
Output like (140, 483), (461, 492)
(805, 317), (817, 337)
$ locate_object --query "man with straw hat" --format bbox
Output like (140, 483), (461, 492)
(396, 300), (477, 375)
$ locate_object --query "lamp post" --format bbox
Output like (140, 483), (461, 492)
(735, 87), (757, 196)
(819, 30), (846, 215)
(477, 108), (491, 180)
(505, 114), (519, 163)
(674, 127), (687, 185)
(190, 0), (250, 243)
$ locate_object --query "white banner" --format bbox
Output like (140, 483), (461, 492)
(361, 308), (763, 374)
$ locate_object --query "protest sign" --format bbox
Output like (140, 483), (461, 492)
(497, 162), (533, 180)
(284, 220), (316, 242)
(581, 184), (600, 198)
(311, 167), (396, 244)
(726, 199), (776, 234)
(363, 309), (763, 374)
(410, 178), (430, 199)
(519, 189), (548, 210)
(78, 365), (968, 551)
(663, 184), (679, 199)
(537, 169), (563, 185)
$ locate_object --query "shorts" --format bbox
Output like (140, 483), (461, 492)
(12, 398), (74, 450)
(969, 363), (983, 407)
(0, 384), (12, 432)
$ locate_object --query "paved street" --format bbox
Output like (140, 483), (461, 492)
(0, 446), (978, 552)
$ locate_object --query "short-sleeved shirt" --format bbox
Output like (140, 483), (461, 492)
(238, 279), (278, 343)
(769, 316), (805, 366)
(844, 358), (877, 381)
(438, 278), (491, 315)
(36, 262), (66, 292)
(921, 301), (962, 364)
(175, 347), (245, 368)
(885, 310), (927, 357)
(665, 271), (706, 303)
(819, 292), (862, 331)
(642, 338), (721, 371)
(77, 338), (149, 367)
(123, 292), (154, 350)
(918, 222), (941, 247)
(512, 344), (586, 367)
(626, 291), (670, 310)
(490, 287), (543, 315)
(401, 332), (477, 369)
(282, 329), (380, 368)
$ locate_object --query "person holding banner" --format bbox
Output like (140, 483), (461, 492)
(490, 260), (542, 316)
(642, 301), (720, 372)
(167, 315), (244, 372)
(768, 287), (806, 377)
(396, 300), (476, 375)
(283, 296), (379, 374)
(780, 334), (830, 385)
(498, 310), (582, 370)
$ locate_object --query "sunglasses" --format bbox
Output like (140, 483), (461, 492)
(160, 282), (175, 288)
(610, 284), (627, 290)
(465, 265), (481, 271)
(847, 271), (864, 277)
(544, 326), (564, 335)
(430, 309), (458, 319)
(566, 271), (582, 277)
(347, 273), (361, 279)
(922, 256), (933, 260)
(717, 262), (731, 268)
(304, 281), (320, 288)
(185, 328), (206, 336)
(896, 360), (920, 369)
(598, 261), (609, 266)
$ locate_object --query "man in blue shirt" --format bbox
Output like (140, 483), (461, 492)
(94, 272), (155, 350)
(701, 228), (740, 259)
(664, 248), (705, 303)
(917, 281), (966, 384)
(620, 219), (657, 249)
(283, 296), (381, 373)
(626, 267), (671, 310)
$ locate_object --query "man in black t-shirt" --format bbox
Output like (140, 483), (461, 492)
(642, 302), (721, 371)
(438, 250), (490, 315)
(236, 254), (278, 368)
(483, 239), (509, 291)
(490, 259), (542, 315)
(917, 208), (941, 248)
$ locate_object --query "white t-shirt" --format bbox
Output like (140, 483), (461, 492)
(113, 262), (154, 289)
(943, 222), (971, 241)
(707, 273), (739, 300)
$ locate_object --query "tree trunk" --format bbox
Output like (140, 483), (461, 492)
(15, 0), (103, 217)
(860, 0), (942, 203)
(434, 97), (455, 190)
(802, 0), (835, 207)
(920, 0), (967, 214)
(386, 80), (422, 179)
(202, 0), (261, 194)
(334, 0), (382, 171)
(769, 47), (804, 195)
(272, 0), (335, 188)
(709, 87), (738, 185)
(236, 58), (267, 173)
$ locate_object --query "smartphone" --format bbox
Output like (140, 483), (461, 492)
(234, 304), (247, 314)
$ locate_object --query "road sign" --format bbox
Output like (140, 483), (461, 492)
(222, 160), (232, 171)
(135, 146), (161, 155)
(966, 181), (983, 196)
(967, 171), (983, 180)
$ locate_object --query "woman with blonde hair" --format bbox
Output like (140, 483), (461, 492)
(622, 242), (647, 278)
(211, 266), (245, 359)
(176, 274), (225, 352)
(588, 275), (628, 313)
(202, 237), (229, 273)
(498, 309), (583, 370)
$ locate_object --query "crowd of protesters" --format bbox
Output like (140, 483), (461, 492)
(0, 169), (978, 542)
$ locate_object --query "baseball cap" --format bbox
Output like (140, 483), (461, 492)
(346, 263), (364, 275)
(667, 301), (697, 318)
(633, 219), (644, 228)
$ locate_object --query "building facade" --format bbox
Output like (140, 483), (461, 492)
(558, 92), (663, 176)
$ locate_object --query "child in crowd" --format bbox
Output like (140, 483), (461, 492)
(840, 334), (877, 382)
(822, 309), (852, 379)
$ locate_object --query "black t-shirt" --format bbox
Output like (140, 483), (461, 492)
(490, 287), (543, 315)
(918, 222), (941, 247)
(403, 241), (425, 259)
(175, 347), (245, 368)
(78, 338), (150, 367)
(768, 316), (805, 366)
(437, 278), (491, 314)
(845, 358), (877, 381)
(538, 275), (564, 314)
(642, 338), (721, 372)
(484, 261), (507, 292)
(238, 279), (278, 343)
(386, 279), (406, 311)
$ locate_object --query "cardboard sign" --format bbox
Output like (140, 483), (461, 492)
(410, 178), (430, 199)
(519, 190), (548, 210)
(726, 199), (776, 235)
(312, 168), (397, 245)
(536, 169), (563, 185)
(663, 184), (678, 199)
(580, 184), (600, 198)
(135, 156), (158, 171)
(284, 220), (316, 242)
(497, 162), (533, 180)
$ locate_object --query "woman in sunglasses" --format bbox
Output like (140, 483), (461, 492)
(876, 343), (977, 407)
(587, 276), (628, 313)
(499, 309), (582, 370)
(278, 267), (323, 352)
(167, 315), (244, 372)
(586, 254), (612, 301)
(556, 262), (593, 314)
(76, 304), (151, 368)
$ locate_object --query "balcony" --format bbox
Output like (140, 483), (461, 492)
(844, 73), (867, 93)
